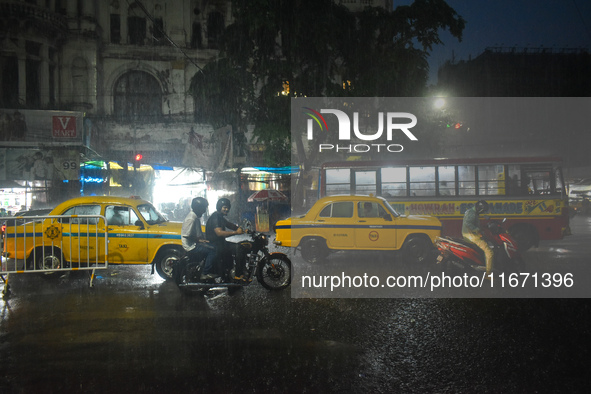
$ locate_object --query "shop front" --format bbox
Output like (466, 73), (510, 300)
(0, 109), (101, 211)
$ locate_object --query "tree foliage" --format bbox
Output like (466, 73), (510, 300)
(189, 0), (465, 169)
(190, 58), (254, 158)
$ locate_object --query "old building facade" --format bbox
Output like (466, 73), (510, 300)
(0, 0), (240, 208)
(0, 0), (392, 213)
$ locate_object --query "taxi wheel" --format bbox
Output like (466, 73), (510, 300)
(401, 236), (432, 264)
(36, 248), (63, 270)
(156, 248), (181, 280)
(34, 248), (64, 279)
(300, 238), (329, 263)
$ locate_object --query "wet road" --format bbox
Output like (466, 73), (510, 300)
(1, 216), (591, 393)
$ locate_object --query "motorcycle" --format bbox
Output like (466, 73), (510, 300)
(434, 219), (525, 275)
(173, 220), (291, 295)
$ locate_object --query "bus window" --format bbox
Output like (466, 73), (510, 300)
(326, 169), (351, 196)
(478, 165), (504, 196)
(381, 167), (406, 197)
(355, 171), (376, 196)
(458, 165), (476, 195)
(438, 166), (456, 196)
(524, 165), (553, 195)
(409, 167), (435, 196)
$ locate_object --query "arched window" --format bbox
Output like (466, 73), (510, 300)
(113, 71), (161, 122)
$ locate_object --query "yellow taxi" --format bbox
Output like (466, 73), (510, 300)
(2, 196), (184, 279)
(274, 195), (442, 263)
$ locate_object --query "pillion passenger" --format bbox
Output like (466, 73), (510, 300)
(181, 197), (218, 280)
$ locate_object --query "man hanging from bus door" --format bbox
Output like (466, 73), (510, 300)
(462, 200), (494, 278)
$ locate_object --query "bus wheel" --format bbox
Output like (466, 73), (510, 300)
(401, 235), (432, 264)
(508, 224), (538, 252)
(300, 238), (329, 263)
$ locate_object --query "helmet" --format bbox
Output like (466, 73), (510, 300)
(475, 200), (489, 214)
(216, 198), (231, 212)
(191, 197), (208, 215)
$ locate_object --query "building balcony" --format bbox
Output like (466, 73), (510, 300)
(0, 2), (67, 38)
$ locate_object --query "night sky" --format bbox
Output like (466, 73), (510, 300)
(393, 0), (591, 84)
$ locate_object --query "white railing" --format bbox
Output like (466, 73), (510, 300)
(1, 215), (109, 291)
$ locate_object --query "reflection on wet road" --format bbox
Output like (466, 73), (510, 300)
(1, 216), (591, 392)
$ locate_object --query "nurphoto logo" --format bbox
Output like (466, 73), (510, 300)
(303, 107), (418, 153)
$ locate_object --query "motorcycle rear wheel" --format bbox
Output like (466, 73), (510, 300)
(257, 253), (291, 291)
(174, 262), (205, 295)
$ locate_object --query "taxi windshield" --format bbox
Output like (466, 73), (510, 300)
(382, 200), (401, 217)
(137, 203), (167, 225)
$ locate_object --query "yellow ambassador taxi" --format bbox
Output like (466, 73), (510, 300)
(274, 195), (442, 263)
(2, 196), (184, 279)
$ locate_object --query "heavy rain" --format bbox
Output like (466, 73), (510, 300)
(2, 0), (591, 392)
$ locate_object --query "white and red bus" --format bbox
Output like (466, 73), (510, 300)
(319, 157), (570, 250)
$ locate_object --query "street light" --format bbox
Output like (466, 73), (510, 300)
(434, 97), (446, 110)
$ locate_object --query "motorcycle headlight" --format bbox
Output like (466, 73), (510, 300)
(260, 234), (268, 246)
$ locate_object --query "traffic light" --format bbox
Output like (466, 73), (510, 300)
(133, 153), (143, 169)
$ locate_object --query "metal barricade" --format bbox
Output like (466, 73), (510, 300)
(1, 215), (109, 295)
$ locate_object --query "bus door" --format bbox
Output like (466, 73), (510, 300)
(354, 201), (397, 249)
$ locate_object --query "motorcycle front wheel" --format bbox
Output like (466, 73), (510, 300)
(257, 253), (292, 291)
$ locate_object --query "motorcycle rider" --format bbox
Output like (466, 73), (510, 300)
(462, 200), (494, 277)
(205, 198), (247, 282)
(181, 197), (218, 280)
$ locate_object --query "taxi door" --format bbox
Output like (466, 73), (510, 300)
(354, 201), (398, 250)
(316, 201), (355, 249)
(105, 205), (148, 264)
(60, 204), (102, 263)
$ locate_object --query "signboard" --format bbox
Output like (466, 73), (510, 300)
(0, 148), (80, 181)
(0, 109), (83, 143)
(52, 115), (77, 138)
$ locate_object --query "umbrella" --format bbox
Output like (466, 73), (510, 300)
(247, 189), (288, 202)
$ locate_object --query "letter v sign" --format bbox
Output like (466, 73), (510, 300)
(52, 116), (77, 138)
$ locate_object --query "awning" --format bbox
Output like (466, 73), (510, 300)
(0, 181), (27, 189)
